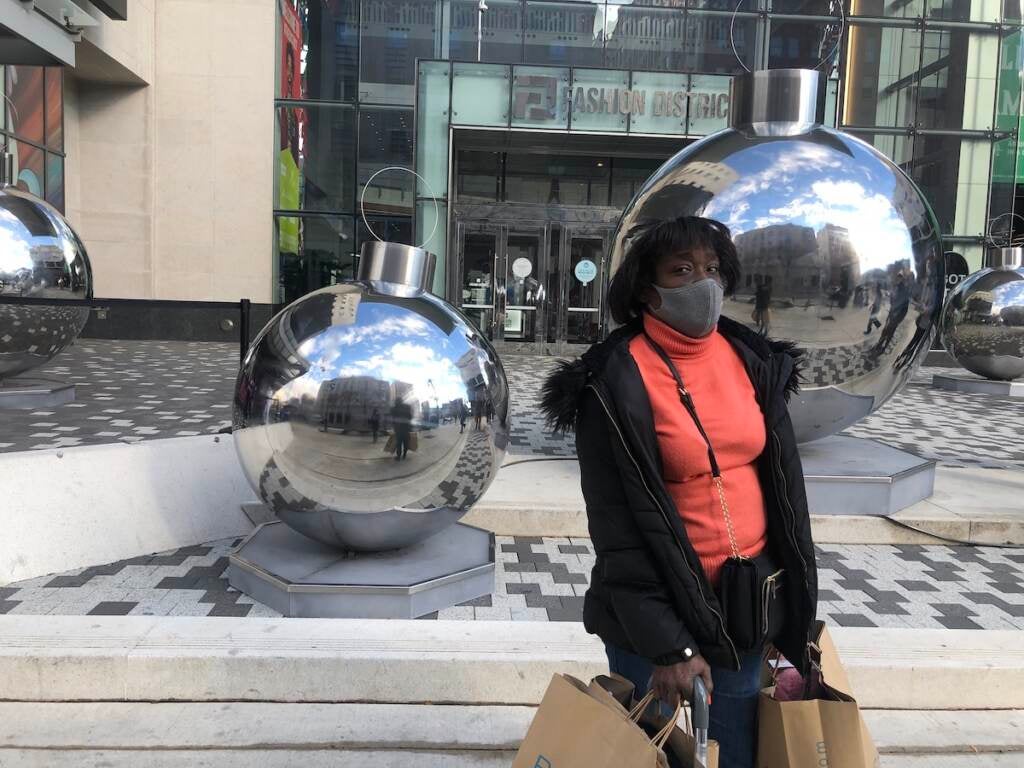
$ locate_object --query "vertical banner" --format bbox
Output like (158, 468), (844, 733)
(278, 0), (305, 253)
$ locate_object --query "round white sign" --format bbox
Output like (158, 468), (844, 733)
(512, 257), (533, 279)
(574, 259), (598, 284)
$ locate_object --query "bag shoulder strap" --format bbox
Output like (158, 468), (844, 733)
(642, 333), (720, 477)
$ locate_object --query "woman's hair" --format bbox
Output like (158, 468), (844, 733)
(606, 216), (742, 325)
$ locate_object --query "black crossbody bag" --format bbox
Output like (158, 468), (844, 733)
(644, 334), (787, 652)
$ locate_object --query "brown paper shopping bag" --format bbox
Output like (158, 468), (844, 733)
(757, 622), (879, 768)
(513, 673), (701, 768)
(590, 674), (720, 768)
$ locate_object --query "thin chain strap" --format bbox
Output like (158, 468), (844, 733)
(647, 333), (748, 562)
(713, 475), (742, 559)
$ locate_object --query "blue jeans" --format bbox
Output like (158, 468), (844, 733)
(606, 643), (763, 768)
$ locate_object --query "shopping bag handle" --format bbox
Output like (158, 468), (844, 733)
(652, 700), (683, 749)
(628, 691), (657, 722)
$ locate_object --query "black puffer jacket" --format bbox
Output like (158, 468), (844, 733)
(541, 316), (818, 673)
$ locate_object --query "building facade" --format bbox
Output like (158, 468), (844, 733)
(2, 0), (1022, 345)
(2, 0), (275, 304)
(275, 0), (1024, 352)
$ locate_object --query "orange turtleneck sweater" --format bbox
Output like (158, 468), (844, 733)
(629, 312), (767, 586)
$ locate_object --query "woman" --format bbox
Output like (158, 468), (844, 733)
(541, 216), (817, 768)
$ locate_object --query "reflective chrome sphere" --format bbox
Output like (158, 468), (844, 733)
(0, 186), (92, 379)
(233, 251), (510, 551)
(610, 71), (944, 442)
(941, 265), (1024, 381)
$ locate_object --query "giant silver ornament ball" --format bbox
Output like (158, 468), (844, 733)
(610, 69), (944, 442)
(0, 185), (92, 379)
(233, 242), (510, 551)
(940, 249), (1024, 381)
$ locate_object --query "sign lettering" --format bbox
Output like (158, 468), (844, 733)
(511, 74), (729, 122)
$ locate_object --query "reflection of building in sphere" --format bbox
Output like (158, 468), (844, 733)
(941, 266), (1024, 381)
(610, 119), (944, 442)
(0, 187), (93, 379)
(233, 281), (509, 550)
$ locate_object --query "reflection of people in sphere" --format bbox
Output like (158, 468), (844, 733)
(540, 216), (817, 768)
(864, 283), (883, 335)
(369, 408), (381, 443)
(874, 272), (912, 354)
(752, 280), (772, 335)
(472, 391), (484, 431)
(390, 397), (413, 461)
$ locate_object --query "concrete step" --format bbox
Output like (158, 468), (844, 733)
(2, 616), (1023, 710)
(468, 461), (1024, 546)
(0, 702), (1020, 764)
(882, 758), (1024, 767)
(3, 751), (1019, 768)
(0, 750), (513, 767)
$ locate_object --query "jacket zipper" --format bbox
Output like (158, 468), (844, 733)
(770, 430), (811, 591)
(587, 383), (740, 669)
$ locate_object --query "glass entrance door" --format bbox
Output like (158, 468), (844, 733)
(557, 226), (611, 349)
(456, 222), (499, 335)
(454, 220), (548, 352)
(500, 226), (546, 351)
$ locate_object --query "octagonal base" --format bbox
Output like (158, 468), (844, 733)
(801, 436), (935, 516)
(0, 378), (75, 409)
(227, 521), (495, 619)
(933, 373), (1024, 397)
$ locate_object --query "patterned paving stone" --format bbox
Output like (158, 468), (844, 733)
(0, 340), (237, 454)
(2, 341), (1021, 471)
(3, 536), (1023, 629)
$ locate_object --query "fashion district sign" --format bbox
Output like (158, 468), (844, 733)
(511, 72), (731, 130)
(564, 84), (729, 119)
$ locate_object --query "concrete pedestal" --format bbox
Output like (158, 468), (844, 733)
(932, 372), (1024, 398)
(801, 436), (935, 516)
(0, 378), (75, 409)
(227, 521), (495, 619)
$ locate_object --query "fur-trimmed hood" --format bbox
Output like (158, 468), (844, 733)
(540, 315), (802, 432)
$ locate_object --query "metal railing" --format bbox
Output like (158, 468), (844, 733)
(0, 296), (255, 362)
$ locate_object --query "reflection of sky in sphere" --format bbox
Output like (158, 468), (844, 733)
(705, 139), (915, 276)
(995, 280), (1024, 314)
(285, 301), (474, 406)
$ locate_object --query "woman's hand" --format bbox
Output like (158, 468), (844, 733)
(650, 655), (713, 706)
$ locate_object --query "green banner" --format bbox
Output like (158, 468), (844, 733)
(992, 30), (1023, 185)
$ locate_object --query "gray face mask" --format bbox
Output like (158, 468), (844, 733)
(651, 278), (724, 338)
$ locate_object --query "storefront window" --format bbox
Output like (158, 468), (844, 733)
(277, 104), (356, 214)
(2, 65), (64, 211)
(847, 0), (924, 17)
(299, 0), (360, 101)
(841, 23), (921, 128)
(927, 0), (1000, 23)
(610, 156), (665, 207)
(457, 150), (502, 202)
(451, 0), (524, 63)
(604, 6), (687, 72)
(847, 130), (914, 169)
(359, 0), (438, 105)
(45, 153), (64, 211)
(504, 152), (610, 205)
(911, 135), (993, 237)
(358, 108), (414, 216)
(686, 11), (759, 73)
(44, 68), (63, 150)
(524, 1), (605, 67)
(276, 215), (356, 305)
(357, 215), (414, 254)
(5, 66), (44, 145)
